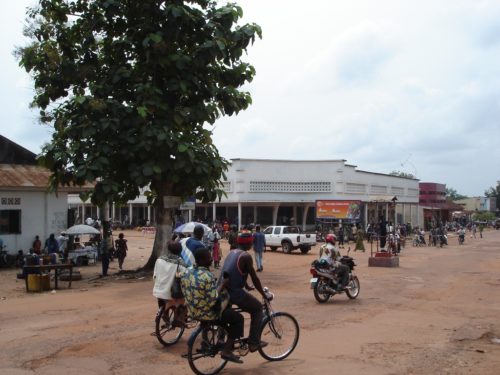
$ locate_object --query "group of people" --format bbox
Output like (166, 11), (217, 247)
(24, 226), (128, 275)
(152, 224), (270, 364)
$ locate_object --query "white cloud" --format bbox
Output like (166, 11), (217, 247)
(2, 0), (500, 195)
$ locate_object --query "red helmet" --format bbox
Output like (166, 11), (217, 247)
(237, 231), (253, 245)
(325, 233), (336, 244)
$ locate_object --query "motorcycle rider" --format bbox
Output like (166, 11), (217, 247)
(319, 233), (349, 291)
(457, 227), (466, 244)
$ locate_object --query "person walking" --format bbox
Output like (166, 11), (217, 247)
(115, 233), (128, 270)
(32, 235), (42, 255)
(252, 225), (266, 272)
(212, 236), (221, 268)
(337, 225), (345, 249)
(45, 233), (59, 263)
(100, 222), (113, 276)
(354, 226), (365, 252)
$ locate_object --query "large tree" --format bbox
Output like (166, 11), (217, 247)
(18, 0), (261, 268)
(445, 187), (467, 201)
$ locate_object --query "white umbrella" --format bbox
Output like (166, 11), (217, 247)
(174, 222), (211, 234)
(65, 224), (100, 235)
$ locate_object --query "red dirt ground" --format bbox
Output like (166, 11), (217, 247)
(1, 229), (500, 375)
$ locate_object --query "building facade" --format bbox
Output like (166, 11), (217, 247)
(195, 159), (420, 230)
(454, 197), (497, 213)
(66, 158), (422, 231)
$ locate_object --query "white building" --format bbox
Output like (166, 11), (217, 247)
(66, 158), (421, 230)
(195, 159), (420, 230)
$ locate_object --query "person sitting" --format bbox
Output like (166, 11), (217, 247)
(318, 233), (349, 291)
(220, 232), (271, 353)
(153, 241), (187, 308)
(182, 247), (244, 364)
(16, 250), (25, 268)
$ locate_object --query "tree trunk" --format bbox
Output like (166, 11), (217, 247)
(142, 183), (177, 270)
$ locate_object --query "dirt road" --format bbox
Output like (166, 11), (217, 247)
(1, 230), (500, 375)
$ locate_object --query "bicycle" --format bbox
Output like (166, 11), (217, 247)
(186, 288), (300, 375)
(155, 302), (197, 346)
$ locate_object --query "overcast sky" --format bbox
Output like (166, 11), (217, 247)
(1, 1), (499, 197)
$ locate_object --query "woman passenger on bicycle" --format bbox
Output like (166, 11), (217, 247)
(152, 241), (187, 323)
(182, 247), (244, 364)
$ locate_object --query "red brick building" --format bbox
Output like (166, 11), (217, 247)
(419, 182), (462, 229)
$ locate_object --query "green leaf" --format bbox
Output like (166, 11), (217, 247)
(171, 6), (183, 18)
(178, 143), (188, 152)
(150, 33), (162, 43)
(143, 165), (153, 176)
(216, 40), (225, 50)
(75, 96), (86, 104)
(137, 106), (148, 118)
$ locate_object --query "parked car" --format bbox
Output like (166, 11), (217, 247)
(264, 225), (316, 254)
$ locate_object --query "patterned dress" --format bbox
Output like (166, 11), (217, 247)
(181, 266), (224, 321)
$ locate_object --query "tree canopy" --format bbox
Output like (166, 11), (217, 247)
(18, 0), (261, 207)
(445, 187), (467, 201)
(473, 211), (496, 222)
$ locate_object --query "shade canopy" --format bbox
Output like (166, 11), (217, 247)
(174, 222), (211, 234)
(65, 224), (100, 235)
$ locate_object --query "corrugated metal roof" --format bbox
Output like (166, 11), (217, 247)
(0, 164), (93, 192)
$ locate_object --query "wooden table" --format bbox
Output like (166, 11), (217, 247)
(23, 264), (74, 292)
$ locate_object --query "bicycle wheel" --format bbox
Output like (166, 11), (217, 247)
(259, 312), (299, 361)
(155, 305), (184, 346)
(187, 324), (228, 375)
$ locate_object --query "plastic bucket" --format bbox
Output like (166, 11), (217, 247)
(27, 274), (50, 292)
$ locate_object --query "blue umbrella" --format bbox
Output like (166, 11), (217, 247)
(174, 222), (211, 234)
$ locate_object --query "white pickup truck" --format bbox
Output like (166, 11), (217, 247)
(263, 226), (316, 254)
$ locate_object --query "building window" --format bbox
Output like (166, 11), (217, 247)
(370, 185), (387, 194)
(346, 183), (366, 194)
(0, 210), (21, 234)
(408, 188), (419, 197)
(391, 187), (405, 195)
(249, 181), (331, 193)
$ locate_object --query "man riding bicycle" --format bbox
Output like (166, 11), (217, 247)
(220, 231), (271, 353)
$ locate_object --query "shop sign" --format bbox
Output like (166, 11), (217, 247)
(315, 200), (361, 220)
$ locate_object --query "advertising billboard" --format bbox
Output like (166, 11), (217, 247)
(315, 200), (362, 220)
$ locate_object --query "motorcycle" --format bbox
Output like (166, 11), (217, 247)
(309, 252), (360, 303)
(439, 234), (448, 247)
(458, 232), (465, 245)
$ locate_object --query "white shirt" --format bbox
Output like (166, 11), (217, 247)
(152, 258), (186, 300)
(56, 235), (68, 252)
